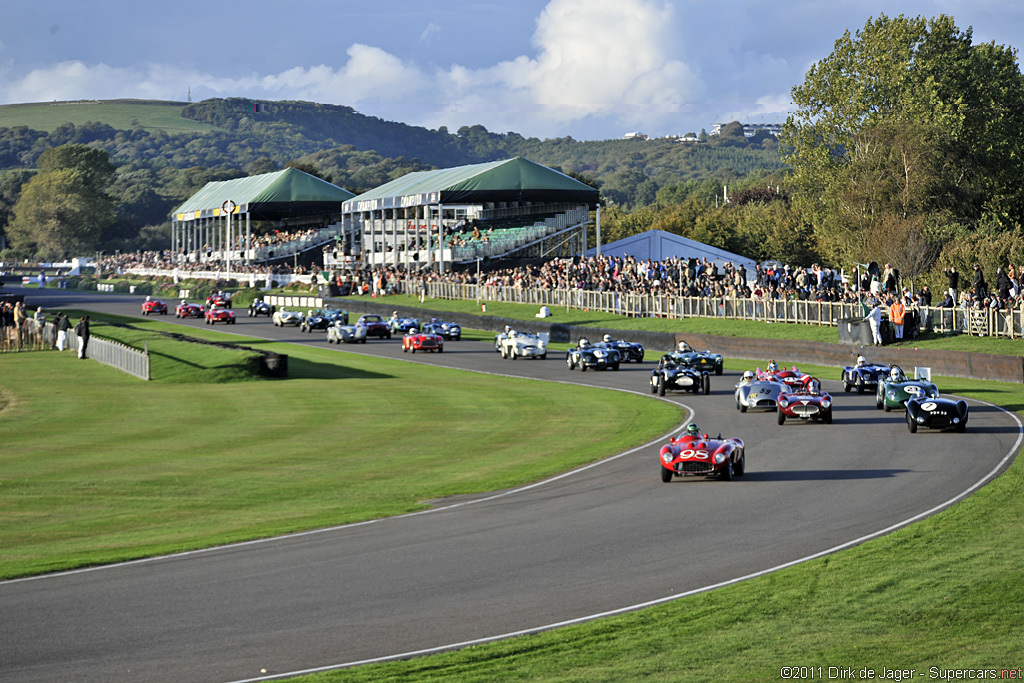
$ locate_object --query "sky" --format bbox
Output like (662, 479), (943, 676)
(1, 0), (1022, 141)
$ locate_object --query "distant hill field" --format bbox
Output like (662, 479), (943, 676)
(0, 99), (219, 133)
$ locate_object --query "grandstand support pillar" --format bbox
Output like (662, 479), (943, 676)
(438, 202), (445, 275)
(245, 211), (251, 266)
(596, 203), (602, 258)
(391, 215), (399, 272)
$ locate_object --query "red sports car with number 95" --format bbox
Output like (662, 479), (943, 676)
(141, 298), (167, 315)
(659, 424), (746, 482)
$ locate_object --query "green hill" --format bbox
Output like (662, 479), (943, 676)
(0, 99), (218, 134)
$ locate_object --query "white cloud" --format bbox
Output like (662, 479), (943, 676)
(420, 21), (442, 44)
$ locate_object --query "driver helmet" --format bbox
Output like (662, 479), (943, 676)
(890, 367), (902, 381)
(504, 325), (511, 334)
(146, 296), (151, 301)
(678, 341), (693, 353)
(767, 360), (779, 372)
(742, 370), (755, 382)
(307, 310), (313, 316)
(578, 337), (590, 348)
(181, 299), (187, 305)
(603, 334), (613, 343)
(808, 378), (820, 393)
(856, 355), (866, 366)
(409, 327), (418, 335)
(685, 423), (701, 437)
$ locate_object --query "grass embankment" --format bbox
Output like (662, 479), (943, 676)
(0, 99), (215, 134)
(0, 314), (682, 579)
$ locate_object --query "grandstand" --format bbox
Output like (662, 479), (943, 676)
(339, 157), (599, 273)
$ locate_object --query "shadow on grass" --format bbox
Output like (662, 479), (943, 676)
(285, 356), (395, 381)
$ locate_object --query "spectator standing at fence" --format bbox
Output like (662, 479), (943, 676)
(996, 266), (1011, 300)
(865, 298), (884, 346)
(944, 266), (959, 303)
(889, 296), (907, 341)
(55, 312), (71, 351)
(74, 316), (90, 359)
(972, 263), (988, 298)
(14, 301), (27, 330)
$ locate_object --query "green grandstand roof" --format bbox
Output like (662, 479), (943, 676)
(342, 157), (598, 212)
(173, 168), (355, 221)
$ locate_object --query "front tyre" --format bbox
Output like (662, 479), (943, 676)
(777, 410), (786, 425)
(661, 465), (673, 483)
(702, 374), (711, 395)
(733, 450), (746, 477)
(906, 413), (917, 433)
(720, 459), (734, 481)
(657, 375), (666, 396)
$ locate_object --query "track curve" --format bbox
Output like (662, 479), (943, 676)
(2, 288), (1020, 683)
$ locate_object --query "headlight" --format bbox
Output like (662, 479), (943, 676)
(953, 417), (960, 424)
(821, 399), (831, 409)
(779, 398), (789, 408)
(888, 390), (896, 399)
(917, 417), (926, 423)
(714, 453), (727, 464)
(661, 451), (674, 463)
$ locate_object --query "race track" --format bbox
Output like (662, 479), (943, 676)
(2, 288), (1020, 683)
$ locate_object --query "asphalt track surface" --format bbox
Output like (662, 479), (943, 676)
(3, 288), (1021, 683)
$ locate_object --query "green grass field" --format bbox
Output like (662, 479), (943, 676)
(0, 99), (218, 134)
(4, 294), (1022, 681)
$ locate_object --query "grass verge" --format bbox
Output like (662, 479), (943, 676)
(0, 328), (682, 580)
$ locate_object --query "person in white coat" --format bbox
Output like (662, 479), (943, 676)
(865, 299), (884, 346)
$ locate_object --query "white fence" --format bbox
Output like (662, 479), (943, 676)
(69, 332), (150, 381)
(425, 282), (1024, 339)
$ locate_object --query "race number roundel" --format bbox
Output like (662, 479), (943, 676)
(921, 402), (937, 412)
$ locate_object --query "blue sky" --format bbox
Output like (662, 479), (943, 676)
(1, 0), (1022, 141)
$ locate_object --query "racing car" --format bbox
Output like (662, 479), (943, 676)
(876, 365), (939, 412)
(566, 338), (620, 371)
(272, 308), (304, 327)
(595, 334), (645, 363)
(841, 356), (890, 393)
(426, 318), (462, 341)
(777, 378), (833, 425)
(175, 300), (204, 318)
(905, 396), (969, 433)
(402, 327), (444, 353)
(141, 297), (167, 315)
(248, 298), (275, 317)
(650, 354), (710, 395)
(671, 341), (723, 375)
(757, 361), (811, 390)
(205, 304), (236, 325)
(498, 330), (548, 360)
(388, 316), (421, 334)
(326, 319), (368, 344)
(356, 314), (392, 339)
(300, 309), (333, 333)
(735, 370), (789, 412)
(206, 291), (232, 309)
(659, 423), (746, 482)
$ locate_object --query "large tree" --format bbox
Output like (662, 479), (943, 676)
(781, 14), (1024, 265)
(7, 145), (116, 258)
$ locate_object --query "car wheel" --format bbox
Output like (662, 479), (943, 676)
(501, 346), (507, 358)
(716, 367), (722, 376)
(567, 356), (574, 370)
(540, 353), (546, 360)
(907, 414), (917, 433)
(611, 362), (619, 371)
(857, 377), (866, 394)
(386, 332), (391, 339)
(438, 347), (443, 353)
(411, 347), (416, 353)
(403, 345), (408, 352)
(702, 375), (711, 395)
(661, 464), (673, 483)
(956, 421), (967, 433)
(650, 380), (658, 394)
(844, 380), (852, 393)
(738, 397), (747, 413)
(361, 338), (367, 344)
(657, 375), (666, 396)
(883, 401), (891, 413)
(511, 349), (517, 360)
(733, 451), (746, 477)
(777, 410), (786, 425)
(580, 362), (587, 372)
(720, 459), (734, 481)
(876, 389), (884, 410)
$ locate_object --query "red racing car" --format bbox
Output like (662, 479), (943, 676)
(356, 314), (392, 340)
(205, 304), (236, 325)
(757, 361), (811, 390)
(402, 328), (444, 353)
(777, 379), (833, 425)
(659, 424), (746, 482)
(175, 300), (204, 318)
(141, 298), (167, 315)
